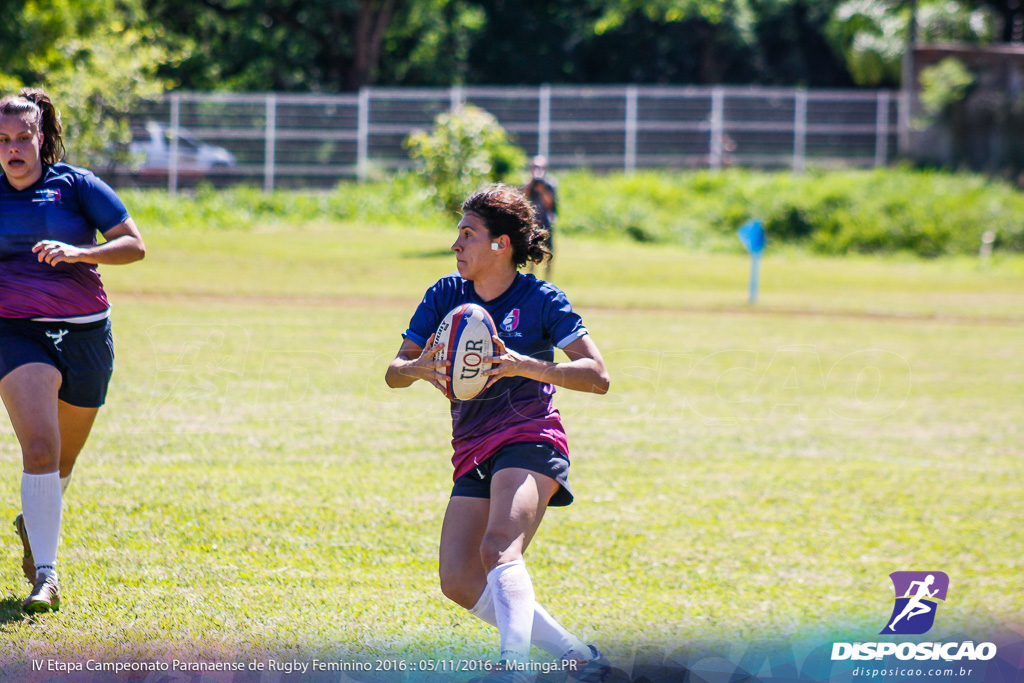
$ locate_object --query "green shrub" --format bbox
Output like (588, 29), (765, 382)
(119, 168), (1024, 257)
(404, 104), (527, 216)
(919, 57), (976, 119)
(557, 168), (1024, 257)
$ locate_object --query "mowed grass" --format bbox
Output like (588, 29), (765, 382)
(0, 219), (1021, 671)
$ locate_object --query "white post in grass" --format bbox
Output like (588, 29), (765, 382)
(538, 85), (551, 160)
(168, 92), (180, 195)
(625, 86), (638, 174)
(264, 93), (276, 193)
(357, 87), (370, 183)
(980, 230), (996, 258)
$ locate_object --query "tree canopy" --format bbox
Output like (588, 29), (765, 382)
(1, 0), (1017, 111)
(134, 0), (1011, 91)
(828, 0), (999, 85)
(1, 0), (173, 165)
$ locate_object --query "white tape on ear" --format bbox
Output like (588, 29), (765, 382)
(491, 242), (500, 251)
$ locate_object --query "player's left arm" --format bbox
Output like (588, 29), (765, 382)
(34, 218), (146, 266)
(484, 334), (609, 394)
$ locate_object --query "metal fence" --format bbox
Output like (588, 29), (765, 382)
(117, 85), (906, 192)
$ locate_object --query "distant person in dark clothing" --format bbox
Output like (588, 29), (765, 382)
(523, 155), (557, 280)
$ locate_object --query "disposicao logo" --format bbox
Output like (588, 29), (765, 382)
(831, 571), (997, 663)
(882, 571), (948, 635)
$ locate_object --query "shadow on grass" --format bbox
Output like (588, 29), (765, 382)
(0, 596), (27, 624)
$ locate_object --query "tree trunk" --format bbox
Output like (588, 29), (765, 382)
(346, 0), (398, 90)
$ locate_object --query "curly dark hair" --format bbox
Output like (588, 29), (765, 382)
(462, 184), (551, 268)
(0, 87), (65, 165)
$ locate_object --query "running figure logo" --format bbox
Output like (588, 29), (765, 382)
(882, 571), (949, 635)
(45, 329), (69, 351)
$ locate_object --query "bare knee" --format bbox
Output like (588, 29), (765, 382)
(479, 531), (523, 571)
(439, 564), (485, 609)
(21, 434), (60, 473)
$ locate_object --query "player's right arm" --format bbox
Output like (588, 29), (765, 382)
(33, 217), (146, 267)
(385, 334), (449, 392)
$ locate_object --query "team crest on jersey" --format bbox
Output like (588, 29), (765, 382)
(32, 189), (61, 204)
(501, 309), (520, 333)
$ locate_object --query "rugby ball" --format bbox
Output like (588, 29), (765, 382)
(434, 303), (498, 401)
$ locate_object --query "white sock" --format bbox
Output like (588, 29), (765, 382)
(21, 472), (62, 580)
(469, 585), (590, 659)
(487, 560), (536, 665)
(533, 603), (591, 660)
(61, 472), (73, 494)
(468, 583), (498, 624)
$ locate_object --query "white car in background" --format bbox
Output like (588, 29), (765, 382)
(129, 121), (236, 173)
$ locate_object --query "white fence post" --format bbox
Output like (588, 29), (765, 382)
(450, 86), (465, 110)
(793, 89), (807, 173)
(875, 90), (890, 167)
(898, 90), (911, 156)
(710, 87), (724, 170)
(264, 94), (277, 192)
(357, 88), (370, 183)
(624, 86), (638, 173)
(168, 93), (180, 195)
(538, 85), (551, 160)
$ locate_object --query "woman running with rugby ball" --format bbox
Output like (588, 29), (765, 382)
(0, 88), (145, 613)
(386, 184), (610, 681)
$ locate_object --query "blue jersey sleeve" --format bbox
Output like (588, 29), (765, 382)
(404, 279), (453, 347)
(543, 287), (587, 349)
(77, 171), (130, 233)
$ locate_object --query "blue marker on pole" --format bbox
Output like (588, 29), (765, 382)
(737, 220), (765, 304)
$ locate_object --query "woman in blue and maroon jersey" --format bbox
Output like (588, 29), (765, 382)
(0, 88), (145, 613)
(386, 184), (611, 682)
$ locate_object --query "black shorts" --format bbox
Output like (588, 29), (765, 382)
(0, 317), (115, 408)
(452, 442), (573, 507)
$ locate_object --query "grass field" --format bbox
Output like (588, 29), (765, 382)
(0, 217), (1021, 676)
